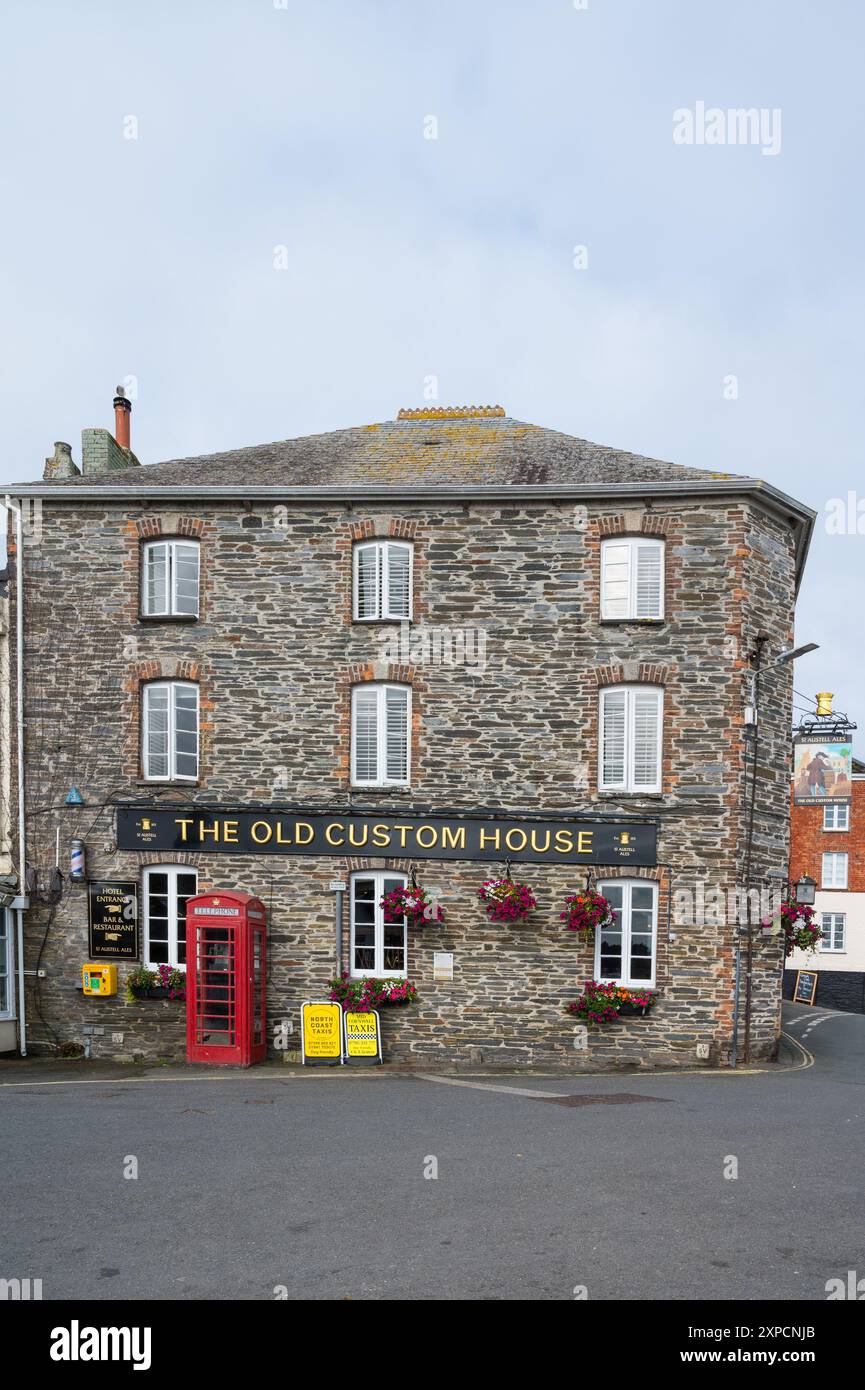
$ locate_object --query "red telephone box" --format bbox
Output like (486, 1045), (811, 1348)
(185, 891), (267, 1066)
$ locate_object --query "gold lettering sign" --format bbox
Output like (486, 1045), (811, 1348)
(117, 809), (656, 867)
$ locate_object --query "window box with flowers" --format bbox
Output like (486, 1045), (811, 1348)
(566, 980), (657, 1025)
(329, 973), (418, 1011)
(126, 965), (186, 1002)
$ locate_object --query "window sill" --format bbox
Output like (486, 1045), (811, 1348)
(135, 779), (200, 789)
(350, 785), (412, 794)
(595, 790), (665, 799)
(138, 614), (199, 624)
(351, 618), (413, 627)
(598, 618), (665, 627)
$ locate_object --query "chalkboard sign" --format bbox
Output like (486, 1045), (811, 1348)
(88, 881), (138, 959)
(794, 969), (818, 1006)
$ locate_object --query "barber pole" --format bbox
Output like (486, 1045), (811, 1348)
(70, 838), (86, 881)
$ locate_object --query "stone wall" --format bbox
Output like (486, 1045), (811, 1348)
(9, 491), (800, 1067)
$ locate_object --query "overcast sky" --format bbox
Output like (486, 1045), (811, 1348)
(1, 0), (862, 731)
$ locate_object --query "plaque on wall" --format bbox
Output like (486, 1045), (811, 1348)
(87, 881), (139, 960)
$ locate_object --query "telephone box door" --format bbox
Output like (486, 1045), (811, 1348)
(186, 891), (267, 1067)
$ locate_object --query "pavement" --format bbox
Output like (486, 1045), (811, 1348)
(1, 1001), (863, 1300)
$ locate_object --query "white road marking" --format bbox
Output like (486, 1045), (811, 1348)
(414, 1074), (563, 1099)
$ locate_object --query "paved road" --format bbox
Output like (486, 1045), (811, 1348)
(2, 1005), (863, 1300)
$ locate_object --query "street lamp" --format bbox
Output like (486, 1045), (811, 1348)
(794, 874), (816, 906)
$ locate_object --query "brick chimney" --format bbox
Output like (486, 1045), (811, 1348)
(113, 386), (132, 449)
(80, 385), (140, 476)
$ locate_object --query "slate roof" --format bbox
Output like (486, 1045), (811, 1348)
(37, 413), (743, 490)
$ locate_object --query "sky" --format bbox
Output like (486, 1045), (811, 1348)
(0, 0), (862, 731)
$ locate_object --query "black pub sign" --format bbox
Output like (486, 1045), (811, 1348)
(117, 807), (657, 867)
(88, 880), (139, 959)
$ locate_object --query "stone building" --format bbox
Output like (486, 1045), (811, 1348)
(4, 397), (814, 1068)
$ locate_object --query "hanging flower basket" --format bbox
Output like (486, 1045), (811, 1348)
(566, 980), (657, 1025)
(380, 883), (444, 927)
(773, 899), (822, 957)
(477, 877), (537, 923)
(560, 889), (614, 942)
(328, 972), (418, 1011)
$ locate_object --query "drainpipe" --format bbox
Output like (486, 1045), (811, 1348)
(9, 501), (27, 1054)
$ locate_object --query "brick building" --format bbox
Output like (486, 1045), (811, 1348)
(3, 397), (814, 1068)
(786, 757), (865, 1012)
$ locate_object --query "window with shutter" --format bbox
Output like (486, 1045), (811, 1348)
(599, 685), (662, 793)
(351, 684), (411, 786)
(600, 538), (664, 620)
(634, 543), (663, 618)
(600, 689), (627, 788)
(142, 681), (199, 781)
(385, 544), (412, 619)
(353, 541), (412, 620)
(354, 544), (380, 620)
(632, 691), (661, 789)
(600, 543), (631, 620)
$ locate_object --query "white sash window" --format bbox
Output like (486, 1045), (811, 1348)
(142, 540), (200, 618)
(143, 866), (198, 968)
(350, 872), (408, 977)
(601, 538), (664, 620)
(599, 685), (663, 793)
(821, 852), (848, 889)
(353, 542), (413, 621)
(351, 684), (411, 787)
(142, 681), (199, 781)
(596, 880), (658, 987)
(820, 913), (845, 952)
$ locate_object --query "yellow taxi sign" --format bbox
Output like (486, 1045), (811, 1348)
(344, 1009), (382, 1065)
(300, 1001), (344, 1065)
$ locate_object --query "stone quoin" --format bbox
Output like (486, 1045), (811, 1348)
(2, 398), (815, 1069)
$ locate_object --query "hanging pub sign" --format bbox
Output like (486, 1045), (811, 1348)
(344, 1009), (382, 1065)
(792, 740), (853, 805)
(116, 807), (657, 867)
(87, 881), (138, 960)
